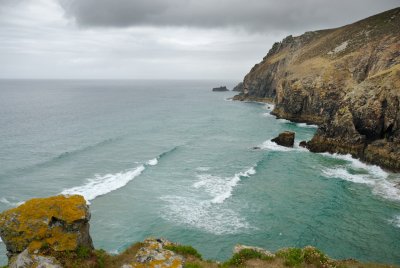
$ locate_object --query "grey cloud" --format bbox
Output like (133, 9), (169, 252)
(58, 0), (399, 32)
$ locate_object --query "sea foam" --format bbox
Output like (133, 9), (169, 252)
(160, 166), (257, 234)
(160, 195), (252, 235)
(296, 122), (318, 128)
(193, 167), (256, 204)
(0, 197), (24, 207)
(61, 165), (146, 203)
(390, 215), (400, 228)
(321, 153), (400, 201)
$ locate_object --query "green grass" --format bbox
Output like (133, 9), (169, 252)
(184, 262), (203, 268)
(223, 248), (274, 267)
(164, 244), (202, 259)
(76, 245), (91, 259)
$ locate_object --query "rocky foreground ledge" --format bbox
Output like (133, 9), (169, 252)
(0, 195), (398, 268)
(233, 8), (400, 172)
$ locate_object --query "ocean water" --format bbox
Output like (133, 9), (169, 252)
(0, 80), (400, 265)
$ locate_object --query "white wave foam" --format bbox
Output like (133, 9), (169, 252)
(259, 140), (294, 152)
(296, 123), (318, 128)
(278, 118), (290, 123)
(0, 197), (24, 207)
(322, 168), (375, 185)
(147, 158), (158, 166)
(321, 154), (400, 201)
(321, 153), (388, 179)
(160, 195), (252, 235)
(196, 167), (210, 172)
(0, 237), (2, 243)
(262, 112), (275, 118)
(390, 215), (400, 228)
(61, 165), (145, 203)
(193, 167), (256, 204)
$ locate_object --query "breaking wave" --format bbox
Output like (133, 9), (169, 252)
(321, 153), (400, 201)
(161, 166), (257, 234)
(61, 165), (146, 203)
(193, 167), (256, 204)
(61, 147), (179, 203)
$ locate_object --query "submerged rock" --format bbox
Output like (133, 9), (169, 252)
(0, 195), (93, 260)
(212, 86), (228, 92)
(272, 131), (295, 147)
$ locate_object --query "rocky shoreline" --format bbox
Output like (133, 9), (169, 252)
(0, 195), (398, 268)
(232, 7), (400, 172)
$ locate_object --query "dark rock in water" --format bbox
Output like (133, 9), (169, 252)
(272, 131), (295, 147)
(232, 82), (243, 92)
(299, 141), (308, 148)
(252, 146), (261, 150)
(212, 86), (228, 92)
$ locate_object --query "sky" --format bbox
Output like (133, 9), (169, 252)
(0, 0), (398, 80)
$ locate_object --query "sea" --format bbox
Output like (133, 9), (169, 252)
(0, 80), (399, 265)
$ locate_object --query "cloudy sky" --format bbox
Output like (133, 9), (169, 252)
(0, 0), (398, 79)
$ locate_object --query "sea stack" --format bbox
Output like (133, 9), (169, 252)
(212, 86), (229, 92)
(272, 131), (295, 147)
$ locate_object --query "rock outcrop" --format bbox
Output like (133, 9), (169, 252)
(232, 82), (243, 92)
(272, 131), (295, 147)
(122, 238), (183, 268)
(0, 195), (397, 267)
(0, 195), (92, 263)
(212, 86), (229, 92)
(234, 7), (400, 171)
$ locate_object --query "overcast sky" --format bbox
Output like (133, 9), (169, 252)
(0, 0), (398, 79)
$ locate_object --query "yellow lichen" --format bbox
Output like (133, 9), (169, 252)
(0, 195), (87, 252)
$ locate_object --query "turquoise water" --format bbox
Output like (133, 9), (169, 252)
(0, 80), (400, 265)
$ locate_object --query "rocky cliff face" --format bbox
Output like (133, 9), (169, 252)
(235, 7), (400, 171)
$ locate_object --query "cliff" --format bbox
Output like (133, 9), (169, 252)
(233, 7), (400, 171)
(0, 195), (397, 268)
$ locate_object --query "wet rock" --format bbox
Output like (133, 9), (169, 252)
(233, 244), (275, 258)
(212, 86), (228, 92)
(299, 141), (308, 148)
(272, 131), (295, 147)
(0, 195), (93, 260)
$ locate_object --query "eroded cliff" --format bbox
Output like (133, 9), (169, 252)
(234, 7), (400, 171)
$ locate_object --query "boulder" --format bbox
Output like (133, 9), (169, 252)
(0, 195), (93, 260)
(212, 86), (228, 92)
(271, 131), (295, 147)
(121, 238), (183, 268)
(8, 249), (62, 268)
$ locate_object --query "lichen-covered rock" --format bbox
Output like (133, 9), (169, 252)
(9, 249), (62, 268)
(233, 7), (400, 171)
(272, 131), (295, 147)
(122, 238), (183, 268)
(0, 195), (93, 260)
